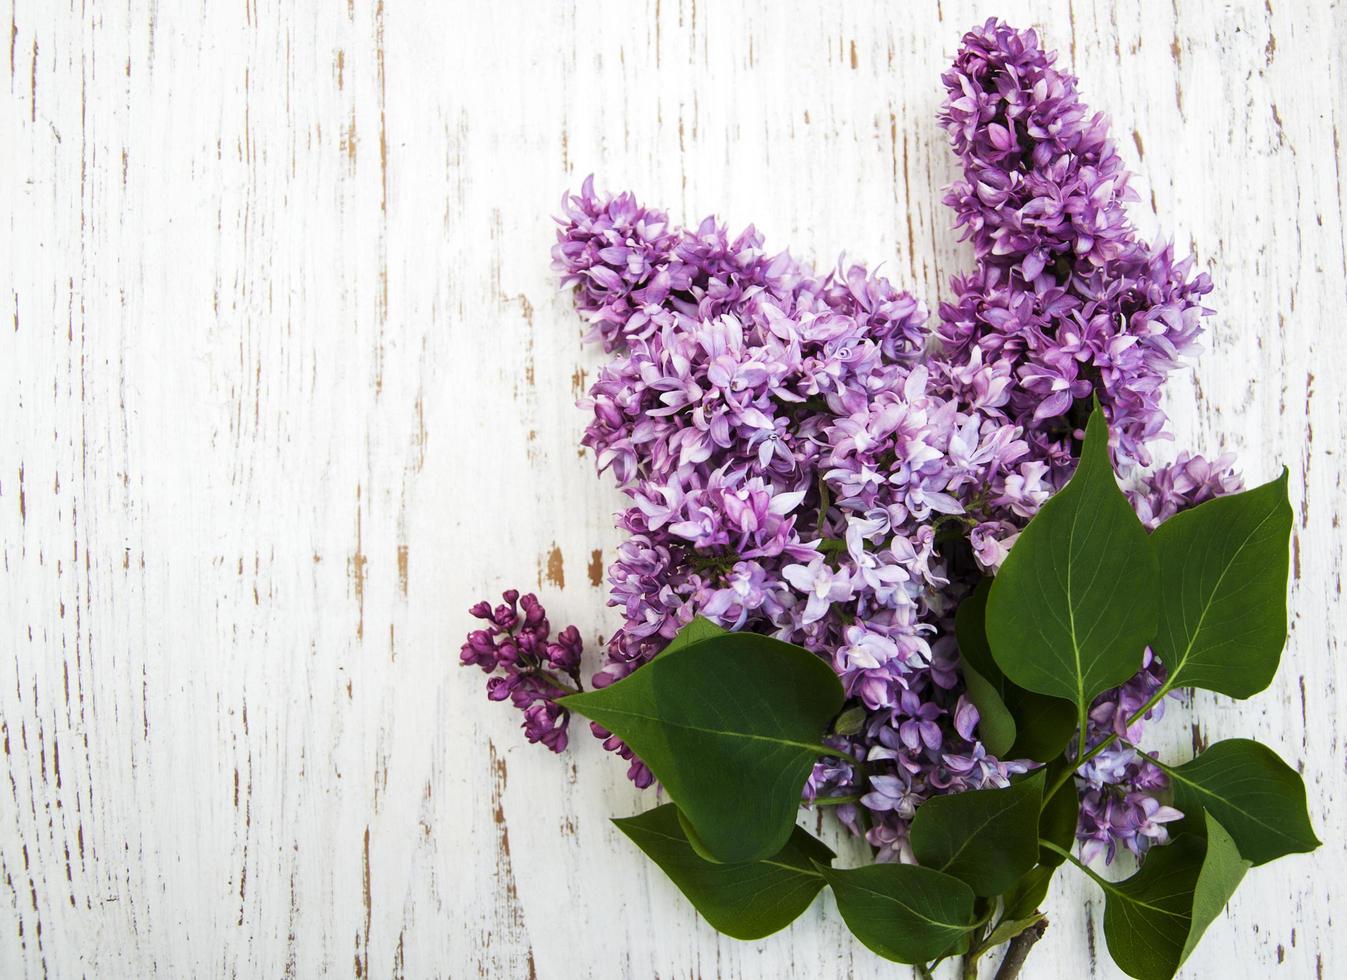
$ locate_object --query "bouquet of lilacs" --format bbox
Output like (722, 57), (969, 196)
(461, 20), (1317, 979)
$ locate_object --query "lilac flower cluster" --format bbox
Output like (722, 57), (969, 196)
(461, 591), (583, 752)
(463, 20), (1242, 866)
(552, 169), (1055, 858)
(937, 19), (1215, 484)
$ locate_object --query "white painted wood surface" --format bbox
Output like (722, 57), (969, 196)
(3, 1), (1343, 977)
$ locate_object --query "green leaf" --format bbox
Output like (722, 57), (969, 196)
(986, 404), (1159, 716)
(955, 577), (999, 678)
(959, 659), (1017, 757)
(676, 808), (724, 864)
(663, 614), (728, 654)
(955, 578), (1076, 761)
(1097, 814), (1249, 980)
(1004, 687), (1078, 762)
(1151, 472), (1293, 698)
(832, 704), (867, 736)
(981, 913), (1044, 952)
(614, 804), (834, 941)
(910, 770), (1044, 896)
(1001, 865), (1055, 922)
(818, 862), (976, 964)
(559, 629), (844, 863)
(1180, 815), (1249, 966)
(1158, 739), (1320, 866)
(1037, 763), (1080, 868)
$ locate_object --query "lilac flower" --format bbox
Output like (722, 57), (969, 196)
(861, 773), (923, 818)
(460, 590), (583, 753)
(937, 18), (1214, 479)
(1078, 790), (1184, 865)
(782, 557), (856, 624)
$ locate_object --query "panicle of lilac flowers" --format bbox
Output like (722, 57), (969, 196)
(937, 18), (1215, 482)
(460, 590), (583, 753)
(552, 172), (1041, 863)
(469, 18), (1249, 868)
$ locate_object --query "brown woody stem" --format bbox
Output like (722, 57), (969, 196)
(992, 919), (1048, 980)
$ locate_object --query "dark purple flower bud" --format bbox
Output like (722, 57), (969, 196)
(494, 639), (519, 667)
(520, 593), (547, 627)
(492, 603), (518, 630)
(460, 630), (499, 671)
(521, 701), (570, 754)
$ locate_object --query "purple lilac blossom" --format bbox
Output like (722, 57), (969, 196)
(465, 18), (1241, 866)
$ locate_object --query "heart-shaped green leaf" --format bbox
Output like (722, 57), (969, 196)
(560, 628), (844, 863)
(1097, 813), (1249, 980)
(986, 404), (1159, 717)
(613, 804), (834, 940)
(910, 769), (1044, 896)
(818, 863), (977, 964)
(1151, 472), (1292, 698)
(956, 579), (1076, 761)
(1158, 739), (1320, 866)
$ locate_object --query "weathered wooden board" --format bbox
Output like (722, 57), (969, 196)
(3, 1), (1342, 977)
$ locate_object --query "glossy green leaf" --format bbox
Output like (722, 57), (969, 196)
(663, 614), (728, 654)
(1037, 764), (1080, 868)
(613, 804), (834, 941)
(1097, 814), (1249, 980)
(955, 577), (999, 678)
(560, 629), (843, 863)
(1001, 865), (1055, 922)
(1159, 739), (1320, 866)
(1151, 472), (1292, 698)
(1179, 816), (1250, 967)
(987, 405), (1158, 714)
(910, 770), (1044, 896)
(959, 659), (1017, 757)
(818, 862), (976, 964)
(1004, 687), (1078, 762)
(676, 808), (724, 864)
(955, 578), (1075, 761)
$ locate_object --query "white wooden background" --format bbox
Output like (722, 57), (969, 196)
(3, 1), (1343, 977)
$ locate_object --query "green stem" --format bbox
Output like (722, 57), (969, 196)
(915, 964), (936, 980)
(816, 476), (831, 538)
(811, 794), (861, 807)
(538, 669), (583, 696)
(1075, 702), (1089, 773)
(1038, 840), (1108, 889)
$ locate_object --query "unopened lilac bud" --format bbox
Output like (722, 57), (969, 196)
(520, 593), (547, 627)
